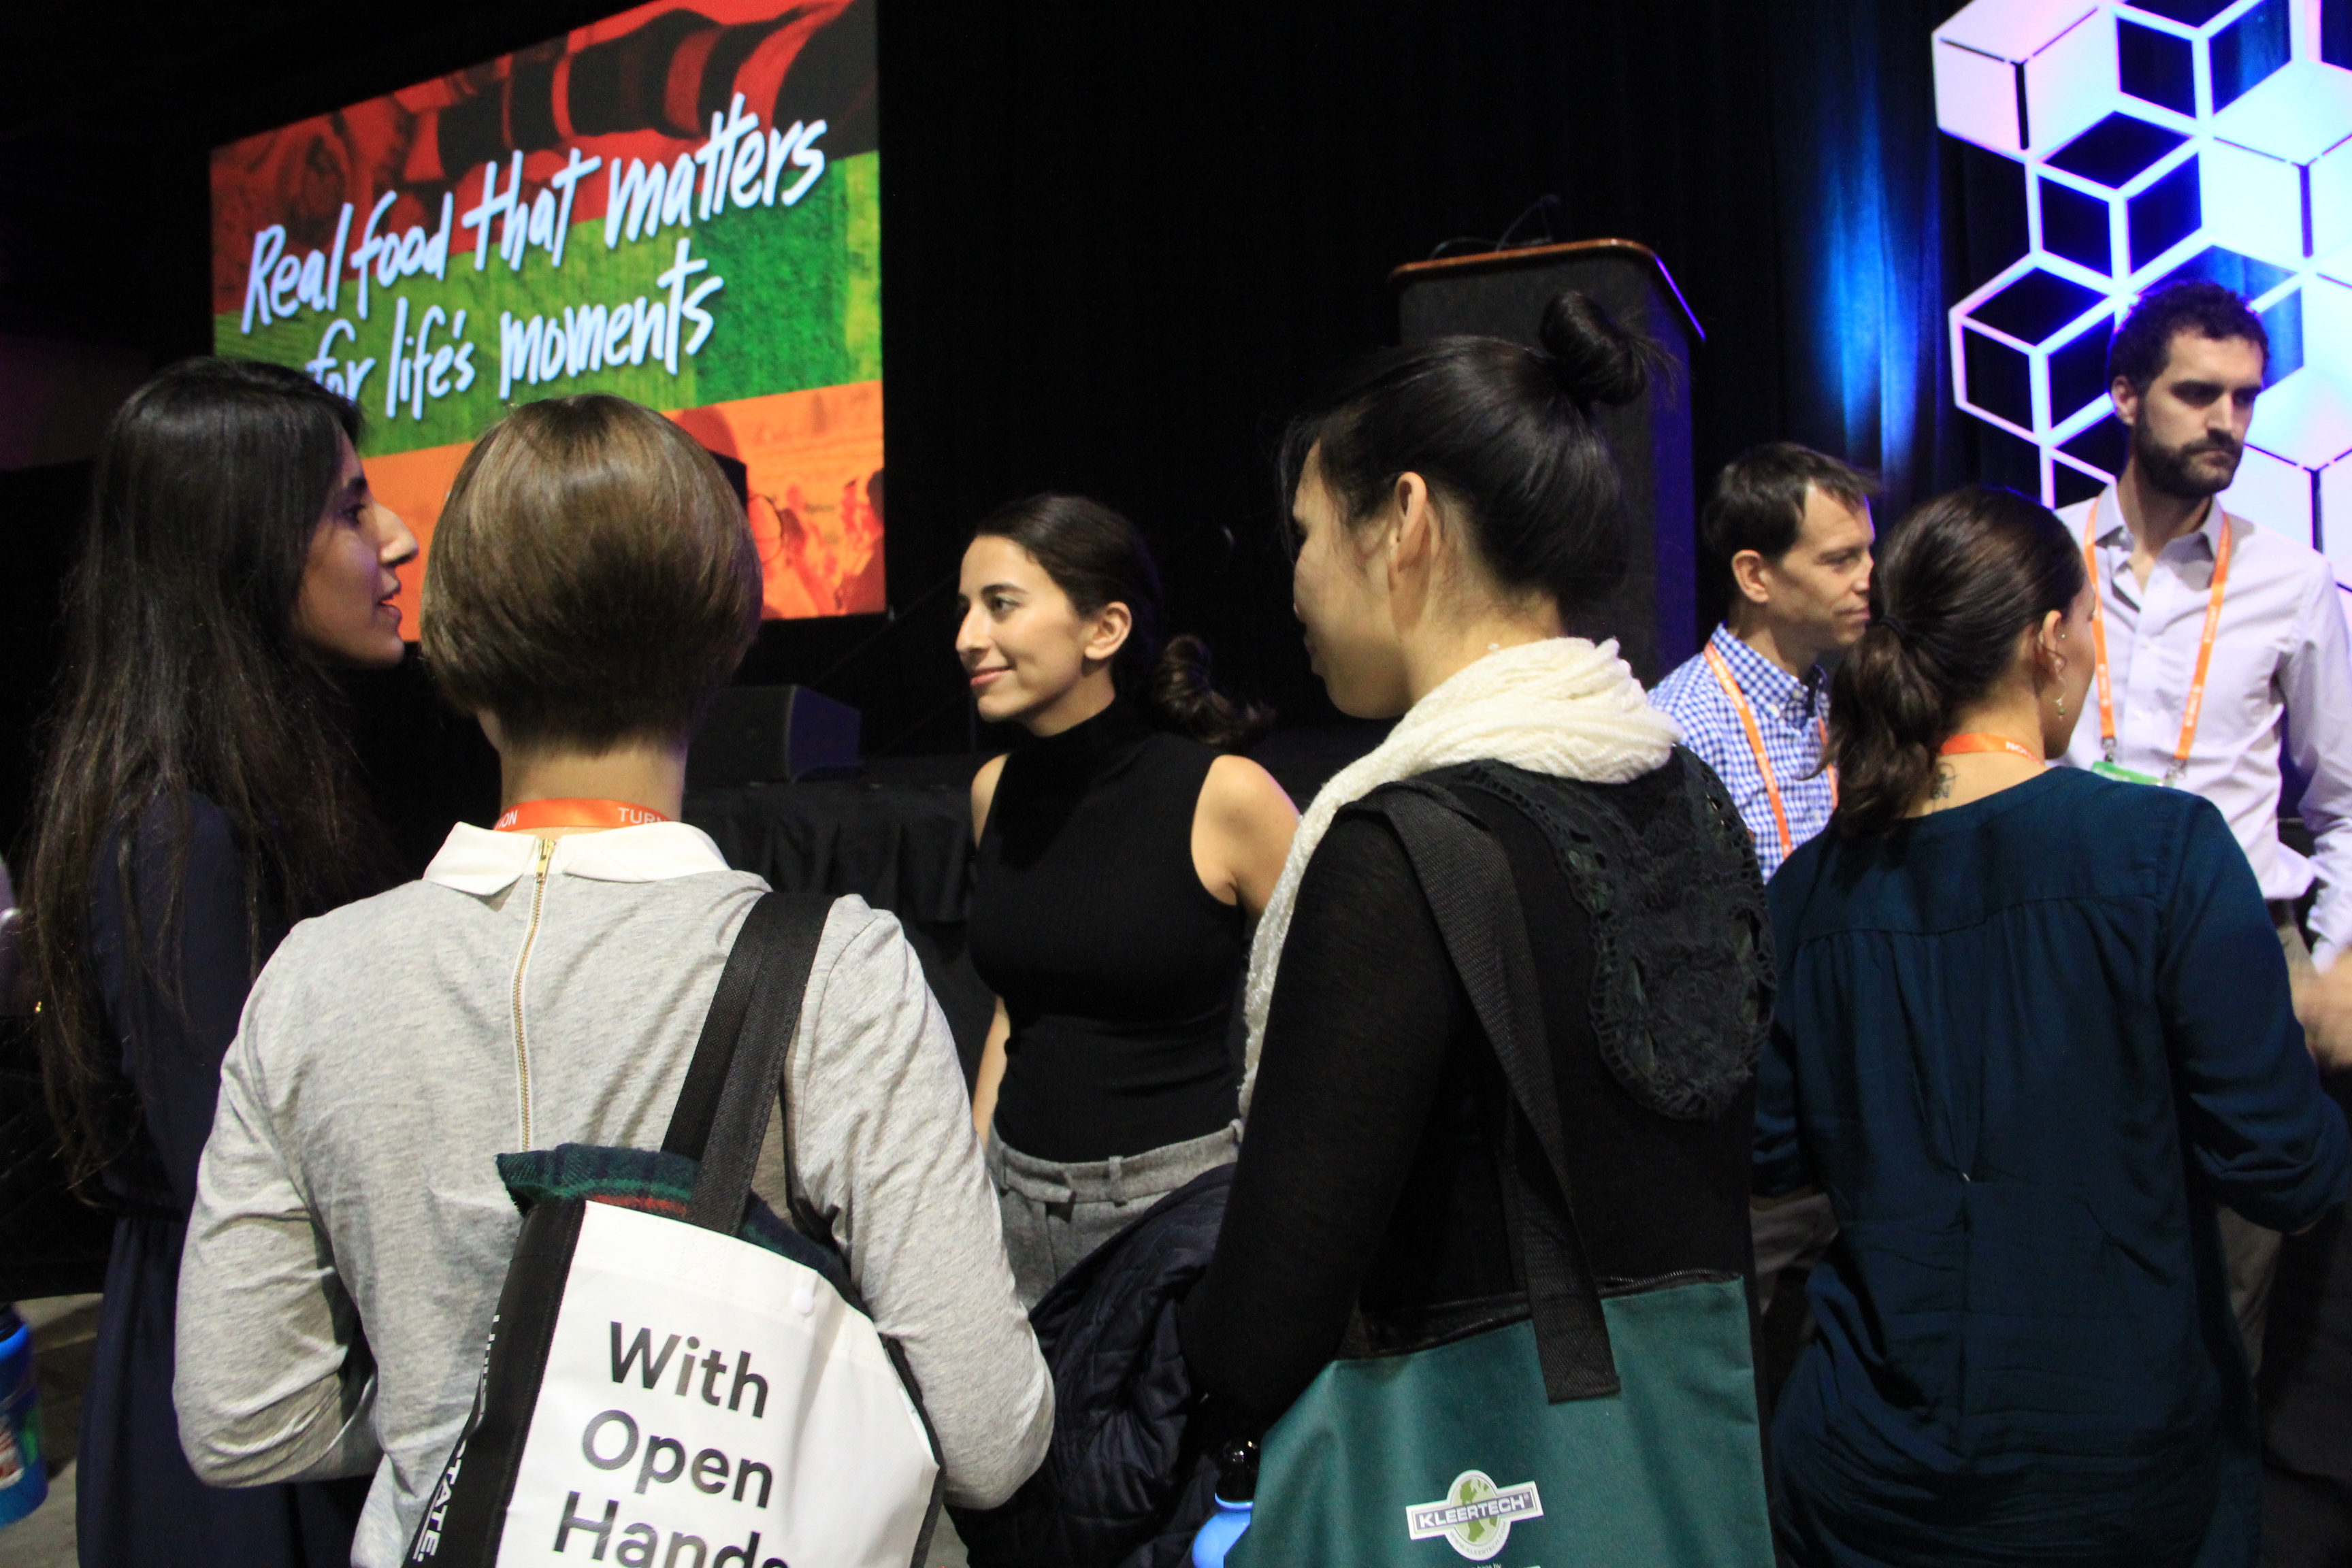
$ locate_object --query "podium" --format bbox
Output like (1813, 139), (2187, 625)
(1390, 239), (1703, 682)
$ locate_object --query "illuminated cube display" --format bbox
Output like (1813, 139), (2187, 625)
(1936, 0), (2352, 588)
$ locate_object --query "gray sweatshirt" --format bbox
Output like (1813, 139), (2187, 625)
(174, 822), (1050, 1567)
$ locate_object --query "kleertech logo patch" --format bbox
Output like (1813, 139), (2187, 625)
(1405, 1469), (1544, 1561)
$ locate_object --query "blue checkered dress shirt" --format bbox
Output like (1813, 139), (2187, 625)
(1650, 624), (1835, 879)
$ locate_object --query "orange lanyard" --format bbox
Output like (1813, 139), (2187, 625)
(1940, 732), (2043, 764)
(1702, 641), (1836, 860)
(493, 798), (671, 832)
(2081, 496), (2231, 786)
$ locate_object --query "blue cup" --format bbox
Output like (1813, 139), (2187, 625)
(0, 1306), (50, 1529)
(1191, 1495), (1252, 1567)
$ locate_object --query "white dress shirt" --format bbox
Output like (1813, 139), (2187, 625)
(2057, 486), (2352, 962)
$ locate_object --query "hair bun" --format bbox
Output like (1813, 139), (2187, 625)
(1149, 632), (1275, 750)
(1537, 290), (1653, 407)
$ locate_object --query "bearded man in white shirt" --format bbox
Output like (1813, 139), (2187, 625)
(2057, 279), (2352, 1371)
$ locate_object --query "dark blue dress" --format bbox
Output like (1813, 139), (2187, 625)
(76, 797), (365, 1567)
(1757, 767), (2352, 1567)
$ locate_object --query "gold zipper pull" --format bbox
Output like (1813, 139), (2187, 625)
(511, 832), (559, 1149)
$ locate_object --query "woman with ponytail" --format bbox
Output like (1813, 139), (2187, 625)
(1173, 294), (1778, 1563)
(1759, 485), (2351, 1565)
(958, 494), (1296, 1305)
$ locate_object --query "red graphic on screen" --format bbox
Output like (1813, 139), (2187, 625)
(211, 0), (882, 625)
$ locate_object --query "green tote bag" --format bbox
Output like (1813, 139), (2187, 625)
(1228, 782), (1776, 1568)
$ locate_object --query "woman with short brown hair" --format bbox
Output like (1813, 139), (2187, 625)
(174, 394), (1050, 1568)
(421, 394), (762, 755)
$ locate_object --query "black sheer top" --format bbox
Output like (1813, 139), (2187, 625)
(970, 701), (1246, 1162)
(1179, 753), (1771, 1428)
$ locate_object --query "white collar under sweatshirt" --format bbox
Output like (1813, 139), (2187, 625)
(422, 820), (736, 894)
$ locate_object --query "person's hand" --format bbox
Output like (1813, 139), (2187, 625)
(2296, 953), (2352, 1075)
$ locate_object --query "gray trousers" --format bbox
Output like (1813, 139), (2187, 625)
(1753, 1190), (1839, 1316)
(2222, 903), (2321, 1375)
(987, 1122), (1241, 1310)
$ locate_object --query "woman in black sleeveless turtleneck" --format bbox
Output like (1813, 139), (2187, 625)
(958, 495), (1296, 1307)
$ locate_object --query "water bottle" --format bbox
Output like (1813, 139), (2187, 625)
(1191, 1437), (1257, 1568)
(0, 1304), (50, 1528)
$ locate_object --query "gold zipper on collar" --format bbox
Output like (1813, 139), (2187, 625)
(510, 834), (556, 1147)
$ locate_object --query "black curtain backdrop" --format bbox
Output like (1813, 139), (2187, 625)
(0, 0), (1981, 867)
(1760, 0), (2016, 632)
(876, 0), (1793, 742)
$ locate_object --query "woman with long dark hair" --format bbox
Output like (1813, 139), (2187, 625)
(24, 359), (413, 1567)
(1175, 295), (1777, 1563)
(958, 495), (1296, 1306)
(1758, 485), (2351, 1565)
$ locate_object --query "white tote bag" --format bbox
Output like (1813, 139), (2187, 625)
(408, 894), (943, 1568)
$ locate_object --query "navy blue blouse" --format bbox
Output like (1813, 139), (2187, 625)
(1757, 766), (2351, 1567)
(76, 797), (366, 1567)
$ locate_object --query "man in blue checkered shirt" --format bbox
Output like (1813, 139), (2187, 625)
(1650, 442), (1876, 1334)
(1652, 444), (1877, 880)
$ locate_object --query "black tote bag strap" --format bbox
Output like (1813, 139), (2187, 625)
(1349, 780), (1620, 1401)
(661, 891), (836, 1237)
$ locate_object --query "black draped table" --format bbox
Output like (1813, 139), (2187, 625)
(685, 755), (995, 1077)
(683, 723), (1390, 1083)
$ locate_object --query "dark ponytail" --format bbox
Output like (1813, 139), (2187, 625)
(1279, 289), (1665, 611)
(973, 493), (1274, 749)
(1830, 485), (2084, 838)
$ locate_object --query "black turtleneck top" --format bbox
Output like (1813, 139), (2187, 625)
(969, 701), (1245, 1162)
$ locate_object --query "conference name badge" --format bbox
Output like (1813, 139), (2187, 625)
(1405, 1469), (1544, 1561)
(2091, 760), (2163, 787)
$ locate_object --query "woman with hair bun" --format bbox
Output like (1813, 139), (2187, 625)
(1759, 485), (2351, 1565)
(959, 494), (1296, 1306)
(1175, 294), (1777, 1563)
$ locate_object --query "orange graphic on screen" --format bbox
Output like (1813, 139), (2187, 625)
(365, 380), (883, 631)
(676, 382), (885, 619)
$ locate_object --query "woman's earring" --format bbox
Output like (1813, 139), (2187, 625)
(2055, 689), (2067, 720)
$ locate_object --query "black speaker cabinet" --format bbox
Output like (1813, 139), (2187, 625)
(688, 685), (863, 785)
(1390, 238), (1702, 682)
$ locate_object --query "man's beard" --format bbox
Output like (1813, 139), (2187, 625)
(2133, 409), (2242, 500)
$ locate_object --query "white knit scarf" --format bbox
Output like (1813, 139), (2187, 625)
(1239, 636), (1680, 1111)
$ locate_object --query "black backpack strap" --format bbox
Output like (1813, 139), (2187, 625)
(662, 891), (836, 1238)
(1348, 779), (1620, 1402)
